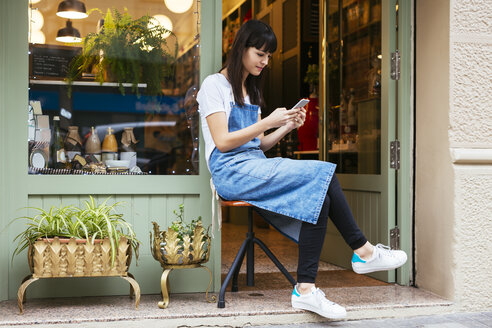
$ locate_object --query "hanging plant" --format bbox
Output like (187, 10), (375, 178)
(67, 8), (177, 96)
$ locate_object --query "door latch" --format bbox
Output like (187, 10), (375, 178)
(390, 140), (400, 169)
(391, 50), (400, 80)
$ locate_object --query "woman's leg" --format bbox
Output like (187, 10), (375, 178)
(297, 174), (368, 285)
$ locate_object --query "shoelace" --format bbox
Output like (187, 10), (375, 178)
(375, 243), (396, 258)
(314, 288), (336, 306)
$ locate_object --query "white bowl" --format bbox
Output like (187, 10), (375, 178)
(105, 160), (130, 168)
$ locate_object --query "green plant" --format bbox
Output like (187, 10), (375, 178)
(10, 196), (140, 266)
(304, 64), (319, 95)
(169, 204), (202, 241)
(67, 8), (177, 96)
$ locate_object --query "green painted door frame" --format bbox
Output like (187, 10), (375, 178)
(0, 0), (222, 301)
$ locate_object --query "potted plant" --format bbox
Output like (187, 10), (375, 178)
(150, 204), (215, 308)
(11, 196), (141, 313)
(67, 8), (176, 96)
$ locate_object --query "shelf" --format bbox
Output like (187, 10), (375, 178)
(328, 19), (381, 44)
(29, 80), (147, 88)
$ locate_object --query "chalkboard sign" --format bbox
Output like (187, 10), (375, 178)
(29, 44), (81, 80)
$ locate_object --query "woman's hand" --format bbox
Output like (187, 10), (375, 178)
(285, 107), (306, 131)
(265, 107), (300, 129)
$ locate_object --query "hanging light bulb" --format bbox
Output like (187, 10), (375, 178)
(29, 9), (44, 31)
(29, 30), (46, 44)
(56, 0), (88, 19)
(164, 0), (193, 14)
(150, 15), (173, 39)
(56, 20), (82, 43)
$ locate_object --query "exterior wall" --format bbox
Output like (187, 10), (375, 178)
(416, 0), (492, 310)
(448, 0), (492, 310)
(415, 0), (454, 300)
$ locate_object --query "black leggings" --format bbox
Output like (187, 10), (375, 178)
(297, 174), (367, 283)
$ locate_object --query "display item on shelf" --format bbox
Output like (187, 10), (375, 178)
(120, 127), (138, 168)
(102, 127), (118, 162)
(65, 126), (83, 161)
(85, 126), (102, 161)
(50, 116), (67, 169)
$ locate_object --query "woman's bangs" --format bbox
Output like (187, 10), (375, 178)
(248, 30), (277, 54)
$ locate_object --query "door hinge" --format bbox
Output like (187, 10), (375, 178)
(391, 50), (400, 80)
(390, 226), (400, 250)
(390, 140), (400, 169)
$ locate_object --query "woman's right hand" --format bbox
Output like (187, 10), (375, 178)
(265, 107), (300, 129)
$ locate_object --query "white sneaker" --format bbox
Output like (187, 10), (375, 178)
(352, 243), (407, 274)
(291, 285), (347, 319)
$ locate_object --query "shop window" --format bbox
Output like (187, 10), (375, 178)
(27, 0), (200, 175)
(327, 0), (381, 174)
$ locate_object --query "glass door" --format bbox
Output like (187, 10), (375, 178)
(320, 0), (399, 282)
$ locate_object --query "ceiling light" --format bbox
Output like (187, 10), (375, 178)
(29, 9), (44, 31)
(150, 15), (173, 39)
(29, 30), (46, 44)
(56, 20), (82, 43)
(56, 0), (88, 19)
(164, 0), (193, 14)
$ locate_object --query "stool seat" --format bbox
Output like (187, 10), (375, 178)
(217, 199), (296, 308)
(219, 199), (252, 207)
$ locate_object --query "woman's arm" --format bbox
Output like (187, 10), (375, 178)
(206, 107), (299, 153)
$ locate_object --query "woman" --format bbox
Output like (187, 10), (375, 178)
(197, 20), (407, 319)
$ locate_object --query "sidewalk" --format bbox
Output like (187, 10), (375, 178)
(0, 310), (490, 327)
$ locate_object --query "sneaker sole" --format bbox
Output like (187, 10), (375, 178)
(352, 261), (406, 274)
(292, 301), (347, 319)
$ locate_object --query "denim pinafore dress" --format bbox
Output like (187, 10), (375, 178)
(209, 98), (336, 243)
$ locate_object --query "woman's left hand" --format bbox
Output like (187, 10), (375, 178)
(286, 108), (306, 130)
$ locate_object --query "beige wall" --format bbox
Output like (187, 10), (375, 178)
(416, 0), (492, 310)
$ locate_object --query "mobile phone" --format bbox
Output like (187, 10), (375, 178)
(290, 98), (309, 110)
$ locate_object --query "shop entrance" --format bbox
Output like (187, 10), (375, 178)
(221, 0), (411, 286)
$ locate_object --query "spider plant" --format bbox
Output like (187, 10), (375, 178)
(77, 196), (139, 266)
(10, 196), (139, 267)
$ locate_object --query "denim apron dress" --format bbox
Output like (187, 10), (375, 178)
(209, 99), (336, 243)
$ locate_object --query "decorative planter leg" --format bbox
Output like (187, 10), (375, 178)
(17, 275), (39, 314)
(200, 265), (217, 303)
(158, 269), (172, 309)
(120, 274), (141, 309)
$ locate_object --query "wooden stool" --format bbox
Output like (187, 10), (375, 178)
(218, 200), (296, 308)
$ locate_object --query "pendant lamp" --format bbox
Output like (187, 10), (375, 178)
(56, 0), (88, 19)
(164, 0), (193, 14)
(56, 20), (82, 43)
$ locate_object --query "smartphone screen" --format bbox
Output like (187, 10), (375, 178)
(291, 99), (309, 110)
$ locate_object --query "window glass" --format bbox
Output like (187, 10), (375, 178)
(327, 0), (381, 174)
(28, 0), (200, 175)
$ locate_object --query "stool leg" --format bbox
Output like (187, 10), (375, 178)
(253, 237), (297, 287)
(218, 237), (249, 308)
(231, 238), (248, 292)
(246, 207), (255, 286)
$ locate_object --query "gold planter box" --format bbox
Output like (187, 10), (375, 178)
(150, 222), (215, 308)
(17, 237), (140, 313)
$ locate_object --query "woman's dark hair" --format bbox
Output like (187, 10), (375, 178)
(223, 20), (277, 108)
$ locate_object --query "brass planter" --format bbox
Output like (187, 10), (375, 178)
(150, 222), (216, 308)
(17, 236), (140, 313)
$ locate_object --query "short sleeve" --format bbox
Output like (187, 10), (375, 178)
(197, 75), (227, 118)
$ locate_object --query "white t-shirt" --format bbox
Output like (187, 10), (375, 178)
(197, 73), (261, 170)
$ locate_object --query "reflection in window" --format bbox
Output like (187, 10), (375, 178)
(27, 0), (200, 175)
(327, 0), (381, 174)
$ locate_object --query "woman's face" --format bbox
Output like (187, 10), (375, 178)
(242, 47), (271, 77)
